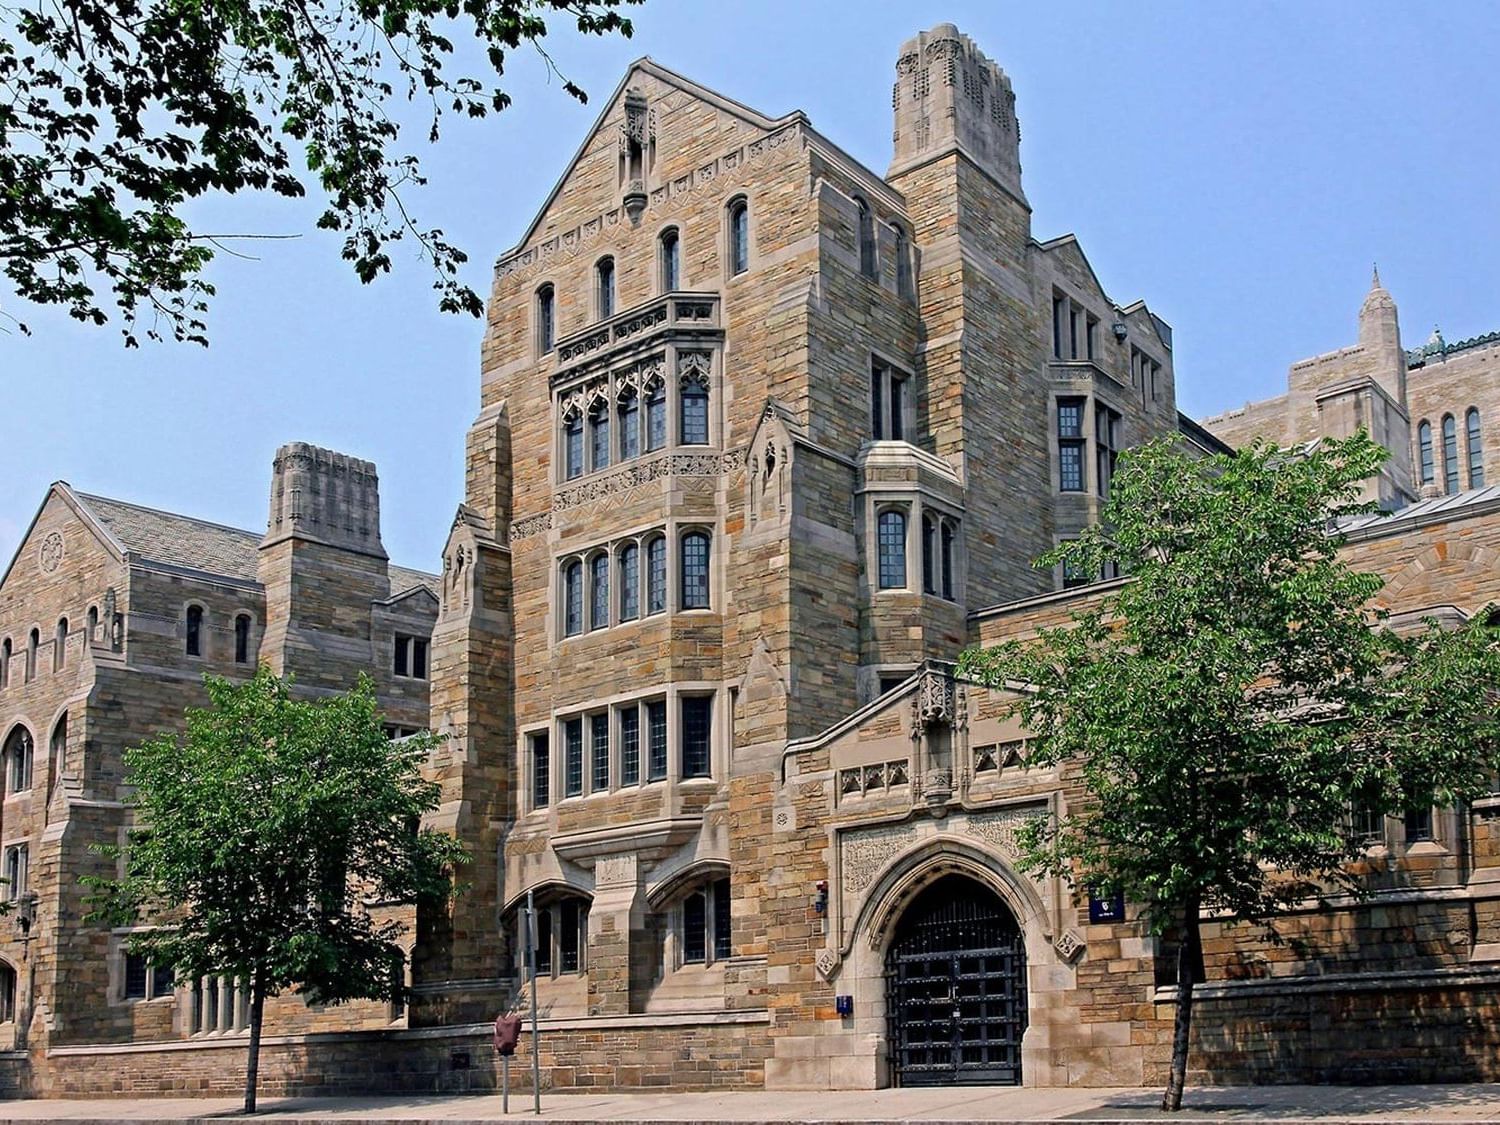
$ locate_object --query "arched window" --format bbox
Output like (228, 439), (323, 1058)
(618, 388), (640, 461)
(25, 629), (38, 682)
(659, 227), (680, 292)
(877, 510), (907, 590)
(0, 961), (15, 1024)
(54, 617), (67, 672)
(1443, 414), (1459, 495)
(940, 521), (956, 601)
(536, 284), (555, 354)
(644, 379), (667, 453)
(234, 614), (252, 664)
(675, 876), (731, 967)
(588, 399), (611, 472)
(680, 375), (709, 446)
(86, 605), (98, 642)
(680, 531), (711, 610)
(562, 412), (584, 481)
(645, 536), (667, 616)
(895, 225), (913, 299)
(1468, 408), (1485, 488)
(596, 256), (615, 319)
(618, 543), (640, 621)
(1418, 420), (1434, 485)
(0, 638), (8, 689)
(921, 516), (937, 594)
(4, 727), (32, 794)
(185, 605), (203, 657)
(522, 894), (590, 978)
(590, 554), (610, 631)
(50, 713), (67, 785)
(855, 196), (877, 279)
(563, 562), (584, 637)
(727, 198), (749, 276)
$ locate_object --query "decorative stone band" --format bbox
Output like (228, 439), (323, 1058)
(494, 126), (802, 281)
(507, 448), (748, 543)
(552, 293), (720, 377)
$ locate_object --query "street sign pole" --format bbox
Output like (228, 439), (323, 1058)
(526, 889), (541, 1116)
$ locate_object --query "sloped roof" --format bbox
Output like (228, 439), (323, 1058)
(1339, 482), (1500, 540)
(70, 491), (438, 595)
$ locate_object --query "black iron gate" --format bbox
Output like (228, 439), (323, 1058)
(885, 875), (1027, 1086)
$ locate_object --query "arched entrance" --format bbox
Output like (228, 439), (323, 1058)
(885, 874), (1027, 1086)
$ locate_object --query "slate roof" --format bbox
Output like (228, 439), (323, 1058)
(1339, 482), (1500, 539)
(70, 490), (437, 595)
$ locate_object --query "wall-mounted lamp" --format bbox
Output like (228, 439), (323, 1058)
(814, 880), (829, 915)
(1111, 322), (1128, 342)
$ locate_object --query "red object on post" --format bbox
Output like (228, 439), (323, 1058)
(493, 1013), (522, 1056)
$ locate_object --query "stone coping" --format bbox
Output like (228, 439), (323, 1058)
(45, 1009), (770, 1058)
(1152, 963), (1500, 1003)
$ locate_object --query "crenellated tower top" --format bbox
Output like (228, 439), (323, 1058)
(262, 441), (386, 558)
(889, 23), (1024, 204)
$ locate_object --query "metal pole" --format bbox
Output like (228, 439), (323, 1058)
(502, 1054), (510, 1115)
(526, 889), (541, 1116)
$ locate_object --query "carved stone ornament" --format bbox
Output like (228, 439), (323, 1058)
(915, 669), (955, 728)
(815, 948), (841, 981)
(1053, 929), (1085, 963)
(38, 531), (63, 573)
(678, 350), (712, 387)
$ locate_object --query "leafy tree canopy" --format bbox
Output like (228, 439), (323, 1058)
(1, 0), (637, 344)
(957, 432), (1500, 1108)
(86, 668), (467, 1110)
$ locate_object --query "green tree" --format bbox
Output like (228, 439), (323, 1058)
(86, 668), (467, 1113)
(0, 0), (637, 344)
(957, 432), (1500, 1110)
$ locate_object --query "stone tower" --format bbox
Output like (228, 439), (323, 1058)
(257, 442), (391, 688)
(1360, 267), (1408, 406)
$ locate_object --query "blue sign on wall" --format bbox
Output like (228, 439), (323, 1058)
(1088, 889), (1126, 924)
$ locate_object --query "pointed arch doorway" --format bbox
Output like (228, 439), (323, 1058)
(885, 874), (1027, 1086)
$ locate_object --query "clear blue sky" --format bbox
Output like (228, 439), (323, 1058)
(3, 0), (1497, 573)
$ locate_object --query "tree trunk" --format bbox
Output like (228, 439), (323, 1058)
(243, 978), (265, 1114)
(1162, 893), (1201, 1112)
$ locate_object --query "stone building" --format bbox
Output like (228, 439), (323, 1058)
(0, 443), (438, 1093)
(5, 20), (1500, 1099)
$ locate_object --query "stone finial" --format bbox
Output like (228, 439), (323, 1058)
(889, 24), (1024, 201)
(261, 441), (387, 558)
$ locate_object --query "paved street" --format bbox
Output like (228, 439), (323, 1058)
(4, 1086), (1500, 1123)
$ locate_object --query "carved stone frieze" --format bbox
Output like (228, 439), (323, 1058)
(839, 822), (919, 898)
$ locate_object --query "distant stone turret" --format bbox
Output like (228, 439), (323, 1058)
(889, 23), (1025, 204)
(1359, 266), (1407, 406)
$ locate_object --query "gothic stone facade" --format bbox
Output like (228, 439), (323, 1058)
(6, 21), (1500, 1098)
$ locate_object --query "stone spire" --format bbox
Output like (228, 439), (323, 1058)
(889, 23), (1025, 203)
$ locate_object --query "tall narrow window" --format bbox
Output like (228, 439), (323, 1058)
(1095, 405), (1121, 499)
(659, 228), (680, 292)
(563, 561), (584, 637)
(645, 536), (667, 616)
(895, 227), (912, 299)
(2, 844), (26, 900)
(940, 521), (955, 601)
(394, 635), (427, 679)
(1468, 408), (1485, 488)
(2, 638), (11, 688)
(728, 199), (749, 276)
(5, 728), (32, 794)
(680, 532), (711, 610)
(0, 963), (15, 1023)
(646, 699), (668, 781)
(869, 364), (883, 440)
(1418, 420), (1434, 486)
(1086, 315), (1099, 361)
(1051, 294), (1066, 360)
(1405, 806), (1434, 844)
(559, 899), (585, 973)
(618, 389), (640, 461)
(564, 718), (583, 798)
(563, 413), (584, 481)
(683, 890), (707, 964)
(26, 629), (38, 681)
(534, 908), (552, 974)
(713, 877), (731, 960)
(1057, 398), (1085, 492)
(921, 516), (937, 595)
(596, 256), (615, 319)
(619, 705), (640, 787)
(588, 401), (611, 472)
(48, 714), (66, 789)
(1068, 305), (1081, 359)
(234, 614), (251, 664)
(1443, 414), (1459, 495)
(680, 377), (710, 445)
(185, 607), (202, 657)
(855, 196), (877, 279)
(590, 554), (610, 631)
(536, 285), (555, 354)
(590, 713), (610, 792)
(870, 361), (910, 442)
(54, 617), (67, 672)
(681, 695), (711, 780)
(618, 543), (640, 622)
(644, 381), (667, 453)
(877, 510), (907, 590)
(530, 731), (550, 809)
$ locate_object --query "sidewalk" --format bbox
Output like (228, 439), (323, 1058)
(3, 1086), (1500, 1124)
